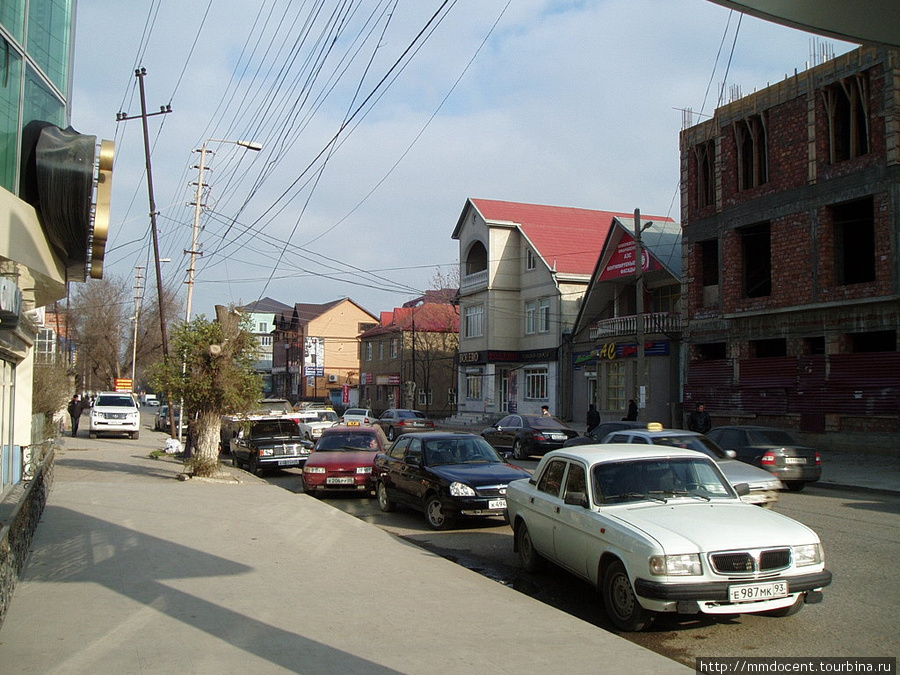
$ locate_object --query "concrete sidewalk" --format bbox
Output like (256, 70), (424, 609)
(0, 433), (692, 675)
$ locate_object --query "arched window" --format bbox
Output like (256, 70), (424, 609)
(465, 241), (488, 275)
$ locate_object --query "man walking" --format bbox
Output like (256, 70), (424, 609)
(68, 394), (86, 437)
(687, 402), (711, 434)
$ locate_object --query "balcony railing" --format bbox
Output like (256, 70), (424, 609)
(460, 269), (488, 293)
(589, 312), (681, 340)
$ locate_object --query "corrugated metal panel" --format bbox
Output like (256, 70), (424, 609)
(739, 357), (797, 388)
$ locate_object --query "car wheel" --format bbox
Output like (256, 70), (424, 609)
(785, 481), (806, 492)
(515, 522), (546, 573)
(231, 453), (240, 468)
(132, 431), (139, 440)
(377, 482), (395, 512)
(424, 495), (454, 530)
(248, 455), (262, 477)
(512, 439), (528, 460)
(387, 427), (396, 441)
(761, 594), (804, 617)
(602, 560), (653, 632)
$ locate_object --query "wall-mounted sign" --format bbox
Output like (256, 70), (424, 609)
(598, 233), (663, 281)
(304, 336), (325, 376)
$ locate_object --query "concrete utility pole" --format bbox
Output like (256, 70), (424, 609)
(116, 68), (176, 435)
(633, 208), (652, 415)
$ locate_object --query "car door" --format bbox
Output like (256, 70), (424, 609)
(483, 415), (514, 449)
(378, 436), (411, 504)
(552, 461), (592, 579)
(717, 429), (757, 464)
(524, 458), (568, 562)
(498, 415), (523, 450)
(397, 436), (430, 504)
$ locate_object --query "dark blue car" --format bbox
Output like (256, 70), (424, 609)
(373, 432), (532, 530)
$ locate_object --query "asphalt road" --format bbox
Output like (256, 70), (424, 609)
(262, 465), (899, 668)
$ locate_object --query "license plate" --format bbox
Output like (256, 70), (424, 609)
(728, 581), (788, 602)
(327, 477), (355, 485)
(488, 498), (506, 510)
(278, 459), (299, 466)
(785, 457), (807, 464)
(347, 420), (360, 426)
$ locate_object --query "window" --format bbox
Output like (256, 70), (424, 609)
(524, 301), (536, 334)
(538, 299), (550, 333)
(258, 322), (267, 333)
(417, 388), (433, 405)
(734, 114), (768, 190)
(448, 388), (457, 405)
(751, 338), (787, 358)
(365, 343), (373, 361)
(35, 328), (55, 364)
(0, 39), (23, 192)
(390, 338), (399, 358)
(537, 460), (566, 497)
(823, 74), (869, 163)
(605, 361), (625, 412)
(526, 248), (537, 270)
(465, 241), (488, 275)
(697, 342), (727, 360)
(524, 367), (548, 400)
(803, 337), (825, 355)
(378, 342), (384, 360)
(563, 463), (587, 502)
(700, 239), (719, 286)
(464, 304), (484, 338)
(694, 139), (715, 208)
(740, 222), (771, 298)
(649, 285), (680, 314)
(260, 336), (273, 347)
(465, 369), (483, 400)
(833, 197), (875, 285)
(849, 331), (896, 353)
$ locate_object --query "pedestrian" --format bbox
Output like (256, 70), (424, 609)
(541, 405), (551, 417)
(687, 402), (711, 434)
(623, 399), (638, 421)
(586, 403), (600, 434)
(67, 394), (86, 437)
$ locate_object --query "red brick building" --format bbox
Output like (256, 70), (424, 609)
(679, 46), (899, 452)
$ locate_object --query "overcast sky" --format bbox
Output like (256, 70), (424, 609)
(70, 0), (856, 320)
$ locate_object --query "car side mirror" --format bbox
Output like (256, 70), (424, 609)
(733, 482), (750, 496)
(564, 492), (589, 508)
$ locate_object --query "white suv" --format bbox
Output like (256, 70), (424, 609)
(89, 392), (141, 439)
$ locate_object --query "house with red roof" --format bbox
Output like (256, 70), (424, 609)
(452, 198), (670, 421)
(271, 298), (377, 404)
(358, 292), (460, 416)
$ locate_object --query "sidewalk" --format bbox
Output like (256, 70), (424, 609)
(0, 431), (691, 675)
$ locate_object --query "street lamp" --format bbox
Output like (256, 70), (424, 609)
(179, 138), (262, 443)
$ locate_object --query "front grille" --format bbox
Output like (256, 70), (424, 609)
(710, 547), (792, 575)
(475, 484), (507, 498)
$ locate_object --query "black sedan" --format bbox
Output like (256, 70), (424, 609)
(373, 432), (532, 530)
(706, 425), (822, 491)
(481, 414), (578, 460)
(230, 418), (311, 476)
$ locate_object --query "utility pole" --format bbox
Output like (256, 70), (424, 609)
(634, 208), (652, 417)
(117, 68), (175, 435)
(131, 266), (145, 387)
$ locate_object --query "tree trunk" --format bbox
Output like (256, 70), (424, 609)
(188, 411), (222, 477)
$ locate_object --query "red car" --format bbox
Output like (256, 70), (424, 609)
(302, 425), (388, 497)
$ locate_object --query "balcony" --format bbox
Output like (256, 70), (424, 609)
(589, 312), (681, 340)
(460, 269), (488, 294)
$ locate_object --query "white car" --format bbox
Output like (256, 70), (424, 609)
(340, 408), (374, 427)
(295, 409), (339, 441)
(89, 391), (141, 439)
(506, 445), (831, 631)
(601, 426), (783, 507)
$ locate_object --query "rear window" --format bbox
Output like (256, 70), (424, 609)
(398, 410), (425, 419)
(749, 429), (797, 445)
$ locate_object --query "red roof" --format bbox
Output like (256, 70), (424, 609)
(466, 199), (658, 277)
(361, 303), (460, 338)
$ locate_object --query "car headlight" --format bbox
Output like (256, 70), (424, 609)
(449, 481), (476, 497)
(649, 554), (703, 576)
(356, 466), (372, 474)
(305, 466), (326, 474)
(794, 543), (822, 567)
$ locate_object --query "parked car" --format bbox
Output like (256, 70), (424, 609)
(302, 425), (389, 496)
(89, 391), (141, 439)
(375, 408), (435, 441)
(154, 405), (181, 433)
(295, 409), (339, 441)
(563, 420), (645, 448)
(340, 408), (375, 426)
(230, 418), (310, 476)
(600, 425), (783, 507)
(706, 426), (822, 491)
(373, 432), (532, 530)
(506, 444), (831, 631)
(481, 414), (579, 460)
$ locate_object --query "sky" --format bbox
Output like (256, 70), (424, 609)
(69, 0), (857, 321)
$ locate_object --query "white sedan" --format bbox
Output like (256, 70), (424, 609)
(506, 444), (832, 631)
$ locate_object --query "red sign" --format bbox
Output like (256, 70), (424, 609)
(598, 233), (662, 281)
(342, 384), (350, 404)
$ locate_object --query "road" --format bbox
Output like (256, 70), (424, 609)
(263, 464), (900, 667)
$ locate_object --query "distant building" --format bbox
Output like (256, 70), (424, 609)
(271, 299), (377, 405)
(238, 297), (292, 395)
(680, 46), (899, 452)
(359, 292), (459, 416)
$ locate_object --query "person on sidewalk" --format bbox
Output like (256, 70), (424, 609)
(687, 402), (711, 434)
(623, 399), (638, 421)
(586, 404), (600, 434)
(67, 394), (86, 437)
(541, 405), (551, 417)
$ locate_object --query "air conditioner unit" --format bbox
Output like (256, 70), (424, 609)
(327, 374), (338, 383)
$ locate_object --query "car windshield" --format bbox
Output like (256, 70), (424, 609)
(316, 432), (380, 451)
(424, 438), (503, 466)
(748, 429), (798, 445)
(96, 395), (136, 407)
(250, 420), (299, 438)
(651, 434), (730, 460)
(593, 457), (733, 505)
